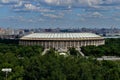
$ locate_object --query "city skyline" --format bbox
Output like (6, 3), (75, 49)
(0, 0), (120, 29)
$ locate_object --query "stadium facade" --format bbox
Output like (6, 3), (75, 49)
(19, 33), (105, 49)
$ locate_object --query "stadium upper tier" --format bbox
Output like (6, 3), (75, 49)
(21, 33), (103, 40)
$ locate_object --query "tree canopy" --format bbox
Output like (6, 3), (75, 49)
(81, 38), (120, 57)
(0, 38), (120, 80)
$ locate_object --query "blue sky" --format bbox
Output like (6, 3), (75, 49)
(0, 0), (120, 29)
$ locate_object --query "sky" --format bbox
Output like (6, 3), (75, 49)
(0, 0), (120, 29)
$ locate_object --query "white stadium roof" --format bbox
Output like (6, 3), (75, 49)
(21, 33), (103, 40)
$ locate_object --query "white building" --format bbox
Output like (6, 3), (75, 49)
(19, 33), (105, 49)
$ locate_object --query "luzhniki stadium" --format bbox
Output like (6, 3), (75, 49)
(19, 33), (105, 49)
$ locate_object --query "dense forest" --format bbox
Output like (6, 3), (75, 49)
(81, 38), (120, 57)
(0, 38), (120, 80)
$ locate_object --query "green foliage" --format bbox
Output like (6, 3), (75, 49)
(0, 39), (120, 80)
(68, 47), (80, 56)
(0, 39), (18, 44)
(46, 48), (56, 56)
(81, 38), (120, 57)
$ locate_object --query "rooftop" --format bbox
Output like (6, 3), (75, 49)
(21, 33), (103, 40)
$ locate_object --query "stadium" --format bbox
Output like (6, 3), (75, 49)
(19, 33), (105, 50)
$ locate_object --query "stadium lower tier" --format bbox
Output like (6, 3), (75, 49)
(19, 39), (105, 49)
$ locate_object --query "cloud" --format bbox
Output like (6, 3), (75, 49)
(77, 11), (104, 19)
(92, 12), (103, 17)
(9, 0), (57, 13)
(0, 0), (19, 4)
(13, 1), (23, 7)
(24, 3), (38, 10)
(114, 18), (120, 21)
(0, 15), (45, 24)
(39, 0), (120, 12)
(41, 13), (63, 19)
(40, 0), (102, 8)
(1, 0), (120, 19)
(1, 0), (120, 13)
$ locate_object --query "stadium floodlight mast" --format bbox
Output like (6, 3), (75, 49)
(1, 68), (12, 80)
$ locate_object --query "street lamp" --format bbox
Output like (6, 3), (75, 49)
(1, 68), (12, 80)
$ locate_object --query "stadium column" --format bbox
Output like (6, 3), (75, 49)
(82, 41), (84, 46)
(30, 40), (33, 45)
(65, 41), (67, 49)
(48, 41), (50, 49)
(92, 40), (94, 45)
(99, 40), (100, 45)
(41, 41), (43, 47)
(38, 40), (40, 45)
(95, 40), (98, 46)
(57, 41), (59, 49)
(84, 41), (86, 46)
(69, 41), (71, 47)
(77, 41), (79, 48)
(88, 40), (90, 45)
(66, 41), (68, 49)
(21, 40), (23, 45)
(85, 40), (87, 46)
(87, 40), (88, 46)
(103, 40), (105, 45)
(25, 40), (26, 45)
(28, 40), (30, 45)
(80, 41), (82, 46)
(51, 41), (52, 49)
(100, 40), (102, 45)
(101, 40), (103, 45)
(46, 41), (48, 49)
(44, 41), (46, 49)
(66, 41), (67, 49)
(89, 40), (91, 45)
(93, 40), (95, 45)
(53, 41), (55, 49)
(23, 40), (25, 45)
(20, 40), (22, 45)
(62, 41), (64, 49)
(56, 41), (58, 50)
(73, 40), (75, 47)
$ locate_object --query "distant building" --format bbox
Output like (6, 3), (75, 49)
(5, 28), (15, 35)
(19, 33), (105, 49)
(0, 28), (5, 35)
